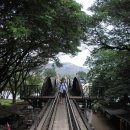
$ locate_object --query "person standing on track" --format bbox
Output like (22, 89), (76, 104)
(58, 78), (68, 104)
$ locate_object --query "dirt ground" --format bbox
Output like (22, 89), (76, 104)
(0, 102), (41, 130)
(0, 102), (27, 117)
(92, 113), (118, 130)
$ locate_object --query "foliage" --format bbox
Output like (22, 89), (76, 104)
(0, 0), (88, 92)
(85, 49), (130, 98)
(44, 68), (57, 77)
(85, 0), (130, 51)
(26, 72), (43, 86)
(84, 0), (130, 101)
(76, 71), (87, 79)
(8, 68), (29, 103)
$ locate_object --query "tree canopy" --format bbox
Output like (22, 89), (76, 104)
(85, 0), (130, 51)
(0, 0), (88, 92)
(85, 49), (130, 98)
(76, 71), (87, 80)
(84, 0), (130, 99)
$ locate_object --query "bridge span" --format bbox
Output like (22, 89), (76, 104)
(30, 93), (92, 130)
(20, 77), (94, 130)
(20, 77), (123, 130)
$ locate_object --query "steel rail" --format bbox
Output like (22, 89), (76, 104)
(73, 100), (94, 130)
(40, 93), (59, 130)
(48, 93), (60, 130)
(66, 95), (74, 130)
(66, 93), (81, 130)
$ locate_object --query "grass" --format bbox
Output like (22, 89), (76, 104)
(0, 99), (12, 107)
(0, 99), (24, 107)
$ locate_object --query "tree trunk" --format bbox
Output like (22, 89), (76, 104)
(12, 94), (16, 104)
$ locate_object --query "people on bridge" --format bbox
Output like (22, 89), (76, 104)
(58, 78), (68, 104)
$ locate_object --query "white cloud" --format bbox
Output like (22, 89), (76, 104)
(75, 0), (95, 14)
(59, 49), (90, 67)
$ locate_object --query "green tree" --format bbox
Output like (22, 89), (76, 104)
(0, 0), (88, 92)
(85, 50), (130, 98)
(44, 68), (57, 77)
(85, 0), (130, 51)
(26, 72), (43, 86)
(20, 71), (43, 98)
(84, 0), (130, 98)
(9, 67), (30, 103)
(76, 71), (87, 79)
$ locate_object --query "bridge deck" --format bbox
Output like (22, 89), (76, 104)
(53, 100), (69, 130)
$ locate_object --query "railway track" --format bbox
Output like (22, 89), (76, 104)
(29, 93), (93, 130)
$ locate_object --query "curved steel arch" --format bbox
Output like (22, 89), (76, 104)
(70, 77), (83, 96)
(41, 77), (53, 96)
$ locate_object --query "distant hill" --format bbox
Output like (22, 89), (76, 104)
(45, 62), (87, 76)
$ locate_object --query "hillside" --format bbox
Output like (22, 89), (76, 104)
(45, 62), (87, 76)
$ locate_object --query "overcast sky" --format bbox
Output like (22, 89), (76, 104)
(59, 0), (95, 67)
(76, 0), (95, 14)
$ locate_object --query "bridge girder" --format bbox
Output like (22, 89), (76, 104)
(71, 77), (83, 96)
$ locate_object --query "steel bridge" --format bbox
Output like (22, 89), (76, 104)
(20, 77), (98, 130)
